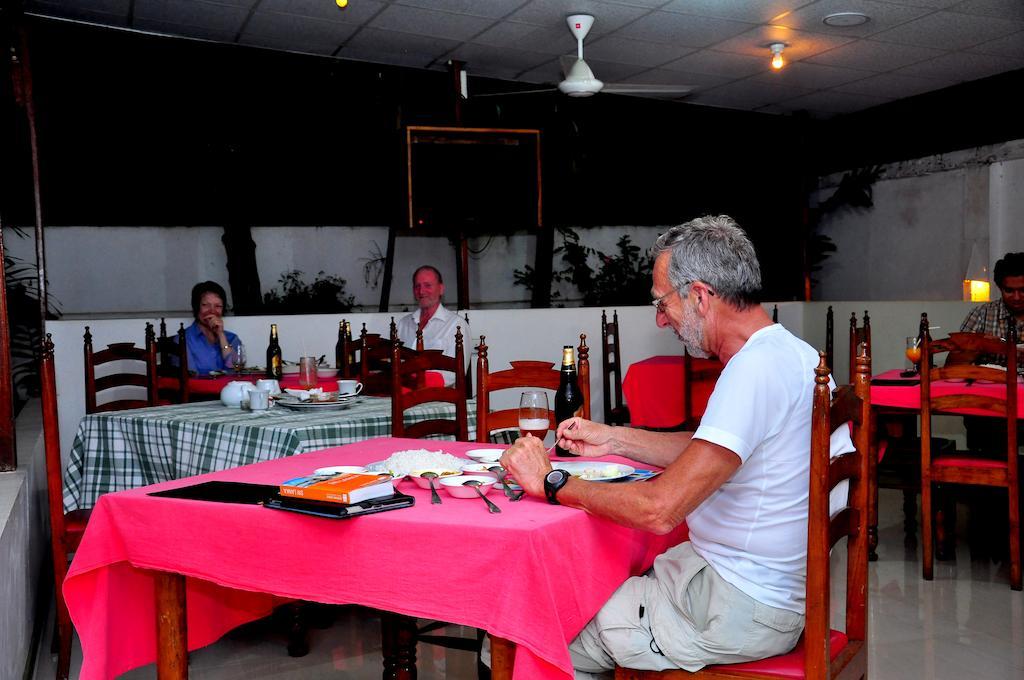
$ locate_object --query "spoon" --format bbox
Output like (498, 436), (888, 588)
(420, 471), (442, 505)
(487, 466), (516, 499)
(463, 480), (501, 513)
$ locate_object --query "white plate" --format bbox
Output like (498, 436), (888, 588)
(313, 465), (368, 476)
(465, 448), (505, 463)
(276, 396), (352, 411)
(552, 461), (635, 482)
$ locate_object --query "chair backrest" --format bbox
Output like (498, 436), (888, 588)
(359, 320), (398, 396)
(83, 325), (157, 414)
(475, 334), (590, 443)
(680, 351), (722, 431)
(806, 346), (871, 678)
(154, 321), (190, 404)
(772, 304), (779, 323)
(919, 313), (1018, 469)
(601, 310), (628, 425)
(848, 310), (871, 383)
(337, 319), (358, 378)
(824, 305), (834, 375)
(391, 328), (469, 440)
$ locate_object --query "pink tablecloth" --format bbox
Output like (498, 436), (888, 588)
(64, 437), (687, 680)
(186, 371), (445, 397)
(622, 355), (722, 428)
(870, 369), (1024, 417)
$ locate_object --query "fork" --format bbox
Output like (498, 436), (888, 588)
(511, 422), (578, 501)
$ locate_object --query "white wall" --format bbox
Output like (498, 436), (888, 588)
(4, 225), (666, 316)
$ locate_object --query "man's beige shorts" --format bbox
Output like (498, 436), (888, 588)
(569, 542), (804, 679)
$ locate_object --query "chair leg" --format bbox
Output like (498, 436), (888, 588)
(55, 587), (72, 680)
(1009, 481), (1021, 591)
(922, 479), (934, 580)
(902, 488), (918, 548)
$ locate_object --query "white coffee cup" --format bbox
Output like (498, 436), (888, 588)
(249, 389), (271, 411)
(337, 380), (363, 396)
(256, 378), (281, 395)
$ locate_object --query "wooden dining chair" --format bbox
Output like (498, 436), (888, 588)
(616, 347), (871, 680)
(601, 310), (630, 425)
(772, 304), (778, 323)
(679, 351), (721, 431)
(153, 320), (189, 404)
(848, 310), (870, 384)
(359, 320), (398, 396)
(824, 305), (834, 377)
(475, 334), (590, 443)
(83, 325), (157, 413)
(42, 334), (92, 680)
(391, 327), (469, 440)
(918, 314), (1020, 589)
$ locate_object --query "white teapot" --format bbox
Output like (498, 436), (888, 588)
(220, 381), (255, 408)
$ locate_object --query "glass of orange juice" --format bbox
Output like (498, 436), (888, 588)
(905, 336), (922, 374)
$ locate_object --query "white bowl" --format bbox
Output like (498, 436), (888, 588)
(282, 364), (300, 375)
(408, 468), (463, 489)
(464, 448), (505, 463)
(460, 462), (501, 477)
(313, 465), (367, 476)
(439, 475), (496, 499)
(317, 367), (337, 379)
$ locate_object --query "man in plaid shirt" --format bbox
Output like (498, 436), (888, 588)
(959, 251), (1024, 366)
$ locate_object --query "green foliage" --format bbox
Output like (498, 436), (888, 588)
(262, 270), (355, 314)
(514, 227), (653, 307)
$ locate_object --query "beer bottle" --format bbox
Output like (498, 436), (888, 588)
(266, 324), (283, 379)
(335, 320), (345, 369)
(554, 345), (583, 457)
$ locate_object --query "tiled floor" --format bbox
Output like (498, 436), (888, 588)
(34, 488), (1024, 679)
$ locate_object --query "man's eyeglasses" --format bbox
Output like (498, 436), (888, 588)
(651, 289), (677, 314)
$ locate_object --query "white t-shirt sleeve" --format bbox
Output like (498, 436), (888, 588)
(692, 349), (789, 463)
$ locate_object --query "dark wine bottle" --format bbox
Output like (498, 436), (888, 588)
(554, 345), (582, 457)
(335, 320), (345, 369)
(266, 323), (283, 379)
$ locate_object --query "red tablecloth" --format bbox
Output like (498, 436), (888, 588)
(186, 371), (444, 397)
(870, 369), (1024, 417)
(622, 355), (722, 428)
(63, 438), (687, 680)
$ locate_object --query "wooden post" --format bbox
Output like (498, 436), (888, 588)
(154, 571), (188, 679)
(489, 634), (516, 680)
(0, 227), (14, 470)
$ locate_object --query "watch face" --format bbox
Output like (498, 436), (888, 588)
(546, 469), (567, 485)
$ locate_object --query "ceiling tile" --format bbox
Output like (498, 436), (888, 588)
(711, 25), (857, 60)
(774, 0), (933, 38)
(805, 37), (945, 71)
(395, 0), (528, 20)
(245, 11), (358, 44)
(780, 88), (892, 113)
(751, 61), (876, 89)
(471, 22), (570, 55)
(947, 0), (1024, 21)
(518, 60), (564, 83)
(238, 32), (338, 55)
(688, 78), (814, 109)
(894, 50), (1024, 80)
(133, 17), (237, 41)
(661, 0), (806, 23)
(340, 27), (461, 68)
(584, 36), (696, 67)
(506, 1), (649, 34)
(618, 67), (730, 89)
(258, 0), (386, 24)
(369, 4), (496, 41)
(966, 29), (1024, 57)
(448, 44), (554, 80)
(869, 9), (1023, 50)
(660, 49), (764, 78)
(27, 2), (129, 24)
(576, 57), (648, 82)
(833, 71), (955, 96)
(134, 0), (248, 32)
(30, 0), (129, 13)
(873, 0), (961, 7)
(616, 10), (754, 47)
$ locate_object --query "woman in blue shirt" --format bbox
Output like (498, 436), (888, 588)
(183, 281), (240, 374)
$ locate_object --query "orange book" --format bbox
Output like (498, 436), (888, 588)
(279, 472), (394, 505)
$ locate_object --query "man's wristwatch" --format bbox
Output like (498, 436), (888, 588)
(544, 468), (571, 505)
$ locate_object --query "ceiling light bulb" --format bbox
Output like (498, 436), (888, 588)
(770, 43), (785, 70)
(336, 0), (348, 7)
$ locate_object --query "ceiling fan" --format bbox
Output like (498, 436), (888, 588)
(472, 14), (693, 100)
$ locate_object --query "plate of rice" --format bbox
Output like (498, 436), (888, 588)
(366, 449), (469, 478)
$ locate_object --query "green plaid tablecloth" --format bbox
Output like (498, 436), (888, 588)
(63, 397), (477, 512)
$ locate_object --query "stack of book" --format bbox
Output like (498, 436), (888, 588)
(279, 471), (394, 505)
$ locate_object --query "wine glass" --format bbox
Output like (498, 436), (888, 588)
(232, 344), (246, 375)
(904, 336), (922, 375)
(519, 391), (550, 440)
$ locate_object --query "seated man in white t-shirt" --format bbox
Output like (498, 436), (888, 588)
(501, 215), (853, 679)
(395, 265), (471, 386)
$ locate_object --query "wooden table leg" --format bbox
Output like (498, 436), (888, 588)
(489, 633), (515, 680)
(380, 611), (417, 680)
(154, 571), (188, 680)
(868, 408), (879, 561)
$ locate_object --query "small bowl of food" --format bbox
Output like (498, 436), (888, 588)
(317, 367), (337, 379)
(460, 462), (501, 477)
(409, 468), (462, 489)
(464, 448), (505, 464)
(439, 475), (496, 498)
(313, 465), (367, 476)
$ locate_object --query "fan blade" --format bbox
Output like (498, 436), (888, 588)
(471, 87), (558, 98)
(601, 83), (693, 97)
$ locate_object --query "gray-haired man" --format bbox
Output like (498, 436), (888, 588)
(501, 215), (853, 678)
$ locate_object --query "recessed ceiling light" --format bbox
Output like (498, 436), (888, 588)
(823, 12), (870, 27)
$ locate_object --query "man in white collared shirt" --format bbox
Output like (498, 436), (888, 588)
(396, 265), (471, 386)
